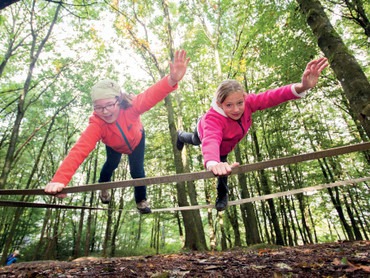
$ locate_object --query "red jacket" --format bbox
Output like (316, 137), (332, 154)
(198, 84), (303, 167)
(51, 76), (177, 186)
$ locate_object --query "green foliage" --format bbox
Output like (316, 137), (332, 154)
(0, 0), (368, 263)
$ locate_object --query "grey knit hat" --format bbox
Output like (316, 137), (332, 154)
(90, 79), (122, 102)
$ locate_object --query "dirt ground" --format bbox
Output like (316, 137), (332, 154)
(1, 241), (369, 277)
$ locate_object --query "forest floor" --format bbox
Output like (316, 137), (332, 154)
(0, 240), (369, 277)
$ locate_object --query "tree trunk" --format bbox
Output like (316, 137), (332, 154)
(102, 194), (113, 257)
(74, 194), (87, 258)
(0, 2), (62, 188)
(251, 129), (284, 245)
(204, 181), (216, 250)
(111, 189), (125, 256)
(32, 209), (52, 261)
(343, 195), (363, 240)
(0, 207), (23, 265)
(234, 144), (261, 245)
(225, 200), (241, 247)
(297, 0), (370, 138)
(85, 146), (99, 256)
(219, 213), (228, 250)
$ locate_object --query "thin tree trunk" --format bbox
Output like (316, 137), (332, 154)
(343, 195), (363, 240)
(0, 2), (62, 188)
(225, 199), (241, 247)
(234, 144), (261, 244)
(219, 213), (228, 250)
(32, 209), (52, 261)
(251, 129), (284, 245)
(111, 189), (125, 257)
(102, 194), (114, 257)
(204, 181), (216, 250)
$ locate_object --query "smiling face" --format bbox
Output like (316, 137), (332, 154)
(217, 91), (245, 120)
(93, 97), (120, 123)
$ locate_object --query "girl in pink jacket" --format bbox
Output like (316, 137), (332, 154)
(177, 58), (328, 211)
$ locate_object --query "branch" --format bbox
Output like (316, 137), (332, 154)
(14, 97), (75, 159)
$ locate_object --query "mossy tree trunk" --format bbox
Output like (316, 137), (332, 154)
(297, 0), (370, 138)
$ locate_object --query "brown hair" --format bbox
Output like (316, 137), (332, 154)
(216, 79), (244, 104)
(118, 92), (135, 110)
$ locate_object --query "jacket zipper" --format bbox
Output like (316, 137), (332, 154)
(237, 119), (245, 135)
(116, 122), (133, 152)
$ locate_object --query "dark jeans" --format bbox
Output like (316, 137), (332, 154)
(180, 126), (228, 196)
(98, 130), (147, 203)
(178, 126), (202, 146)
(218, 155), (229, 196)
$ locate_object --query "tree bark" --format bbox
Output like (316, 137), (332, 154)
(0, 1), (62, 189)
(251, 129), (284, 245)
(234, 144), (261, 244)
(297, 0), (370, 138)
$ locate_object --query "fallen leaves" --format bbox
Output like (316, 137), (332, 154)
(0, 241), (369, 277)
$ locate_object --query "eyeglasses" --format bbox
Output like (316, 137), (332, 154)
(94, 100), (118, 113)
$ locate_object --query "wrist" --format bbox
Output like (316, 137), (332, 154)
(167, 75), (177, 87)
(295, 83), (307, 94)
(206, 161), (219, 170)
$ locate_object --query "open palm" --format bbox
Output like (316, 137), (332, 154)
(301, 57), (328, 90)
(169, 49), (190, 83)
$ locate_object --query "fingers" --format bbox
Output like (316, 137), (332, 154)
(55, 193), (67, 199)
(45, 182), (66, 199)
(209, 162), (235, 176)
(174, 49), (189, 64)
(169, 49), (190, 85)
(316, 57), (328, 73)
(307, 57), (328, 75)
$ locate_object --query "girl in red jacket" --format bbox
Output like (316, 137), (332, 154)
(45, 50), (190, 214)
(177, 58), (328, 211)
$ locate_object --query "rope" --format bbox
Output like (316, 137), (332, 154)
(151, 176), (370, 212)
(0, 200), (113, 211)
(0, 142), (368, 196)
(0, 177), (368, 212)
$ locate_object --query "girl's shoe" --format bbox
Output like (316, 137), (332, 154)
(215, 194), (228, 211)
(99, 189), (111, 204)
(137, 200), (152, 214)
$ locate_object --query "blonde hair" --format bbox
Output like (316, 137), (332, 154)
(216, 79), (244, 104)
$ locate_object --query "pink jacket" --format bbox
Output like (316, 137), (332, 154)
(197, 84), (304, 167)
(51, 76), (177, 186)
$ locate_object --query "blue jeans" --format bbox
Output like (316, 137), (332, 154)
(6, 257), (17, 265)
(99, 130), (147, 203)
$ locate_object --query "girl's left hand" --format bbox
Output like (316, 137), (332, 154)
(300, 57), (329, 91)
(168, 49), (190, 86)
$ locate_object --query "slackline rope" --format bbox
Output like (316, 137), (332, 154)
(0, 141), (368, 197)
(0, 177), (368, 212)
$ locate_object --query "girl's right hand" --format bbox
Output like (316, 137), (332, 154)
(45, 182), (67, 199)
(208, 162), (239, 176)
(168, 49), (190, 87)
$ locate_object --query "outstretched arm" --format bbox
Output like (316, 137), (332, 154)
(295, 57), (329, 93)
(167, 49), (190, 87)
